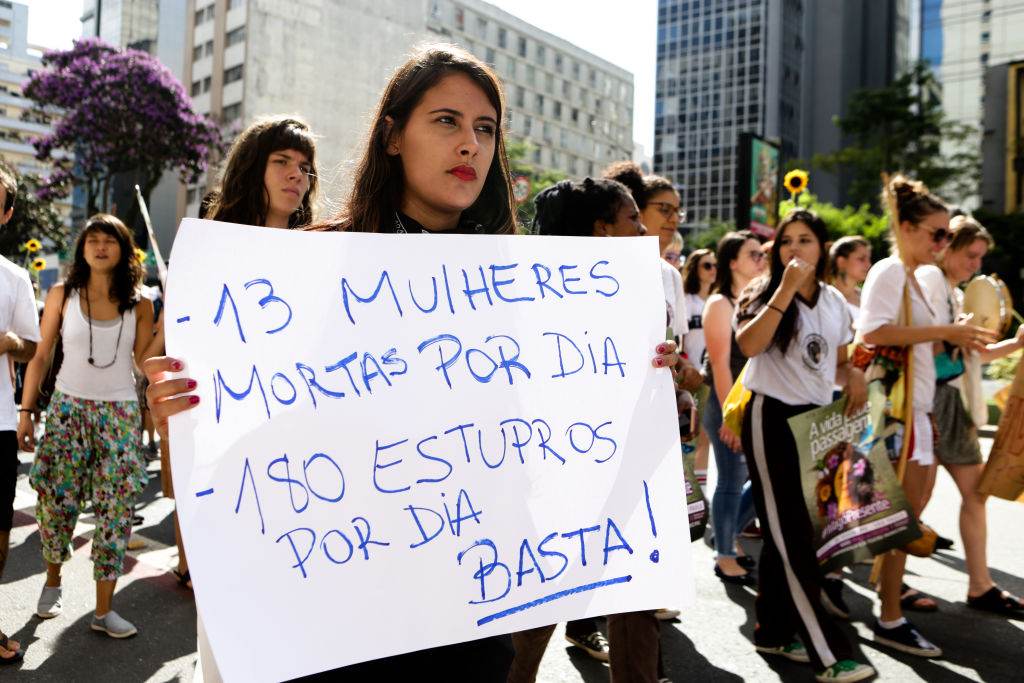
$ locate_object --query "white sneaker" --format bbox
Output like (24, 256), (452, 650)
(36, 585), (63, 619)
(91, 610), (138, 638)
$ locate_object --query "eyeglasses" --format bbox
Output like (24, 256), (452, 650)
(664, 252), (681, 263)
(649, 202), (685, 220)
(747, 251), (766, 262)
(701, 262), (717, 271)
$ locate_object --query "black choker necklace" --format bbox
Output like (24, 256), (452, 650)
(84, 289), (125, 368)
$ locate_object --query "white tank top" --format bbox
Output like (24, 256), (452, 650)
(55, 289), (138, 402)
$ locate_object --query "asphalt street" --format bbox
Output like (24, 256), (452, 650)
(0, 437), (1020, 682)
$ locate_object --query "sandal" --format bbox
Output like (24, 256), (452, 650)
(900, 583), (938, 612)
(0, 633), (22, 664)
(172, 568), (193, 590)
(967, 586), (1024, 617)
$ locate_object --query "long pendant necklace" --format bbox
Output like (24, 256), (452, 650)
(84, 289), (124, 368)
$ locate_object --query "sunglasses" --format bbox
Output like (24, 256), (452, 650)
(664, 252), (681, 263)
(701, 262), (717, 271)
(925, 226), (951, 244)
(747, 251), (766, 262)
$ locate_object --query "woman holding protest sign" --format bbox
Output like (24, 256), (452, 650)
(858, 176), (996, 657)
(734, 209), (875, 682)
(703, 230), (763, 585)
(17, 214), (156, 639)
(916, 216), (1024, 616)
(144, 45), (684, 681)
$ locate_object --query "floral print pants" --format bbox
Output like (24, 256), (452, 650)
(30, 391), (147, 581)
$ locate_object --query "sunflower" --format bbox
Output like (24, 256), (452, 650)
(30, 257), (46, 272)
(784, 169), (809, 197)
(24, 238), (42, 253)
(135, 248), (148, 265)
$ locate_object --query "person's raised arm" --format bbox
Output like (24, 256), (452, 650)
(736, 257), (814, 357)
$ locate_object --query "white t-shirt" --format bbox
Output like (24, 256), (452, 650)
(661, 259), (689, 342)
(0, 255), (41, 431)
(917, 265), (959, 326)
(742, 283), (853, 406)
(683, 292), (707, 366)
(859, 256), (937, 412)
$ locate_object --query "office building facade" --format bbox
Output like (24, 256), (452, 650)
(180, 0), (634, 221)
(655, 0), (911, 227)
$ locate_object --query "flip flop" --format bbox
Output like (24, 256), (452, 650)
(967, 586), (1024, 617)
(900, 583), (938, 612)
(0, 634), (22, 664)
(172, 569), (193, 590)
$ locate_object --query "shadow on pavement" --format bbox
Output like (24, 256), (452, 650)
(660, 624), (745, 681)
(11, 575), (196, 682)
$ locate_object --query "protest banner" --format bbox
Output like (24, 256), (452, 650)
(787, 388), (920, 571)
(165, 219), (694, 681)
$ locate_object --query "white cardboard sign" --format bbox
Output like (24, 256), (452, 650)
(165, 219), (694, 681)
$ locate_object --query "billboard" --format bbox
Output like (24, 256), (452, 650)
(736, 132), (781, 239)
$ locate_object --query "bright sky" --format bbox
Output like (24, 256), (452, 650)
(24, 0), (656, 151)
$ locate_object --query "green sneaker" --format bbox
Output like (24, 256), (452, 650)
(815, 660), (876, 682)
(755, 641), (811, 663)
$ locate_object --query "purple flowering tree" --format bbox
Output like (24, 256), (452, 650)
(24, 37), (220, 221)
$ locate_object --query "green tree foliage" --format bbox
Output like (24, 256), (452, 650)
(812, 62), (979, 208)
(0, 172), (68, 260)
(507, 140), (566, 230)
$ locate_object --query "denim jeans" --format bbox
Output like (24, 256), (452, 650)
(702, 389), (755, 558)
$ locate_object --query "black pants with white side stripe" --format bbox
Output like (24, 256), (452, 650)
(741, 392), (853, 670)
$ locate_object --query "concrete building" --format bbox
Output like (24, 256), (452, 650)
(0, 1), (72, 222)
(654, 0), (804, 228)
(427, 0), (634, 178)
(980, 60), (1023, 214)
(800, 0), (912, 207)
(80, 0), (159, 52)
(654, 0), (911, 228)
(179, 0), (634, 224)
(920, 0), (1024, 207)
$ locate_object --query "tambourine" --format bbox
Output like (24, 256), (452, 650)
(963, 274), (1014, 336)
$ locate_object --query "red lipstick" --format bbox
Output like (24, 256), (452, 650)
(449, 165), (477, 181)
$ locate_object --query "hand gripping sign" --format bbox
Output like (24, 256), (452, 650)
(165, 219), (694, 681)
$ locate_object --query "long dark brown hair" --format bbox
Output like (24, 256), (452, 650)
(682, 248), (714, 295)
(739, 209), (829, 353)
(64, 214), (143, 313)
(206, 116), (318, 228)
(712, 230), (757, 298)
(312, 44), (515, 234)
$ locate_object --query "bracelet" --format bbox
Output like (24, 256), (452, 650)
(18, 408), (35, 414)
(768, 304), (786, 315)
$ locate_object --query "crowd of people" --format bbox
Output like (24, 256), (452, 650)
(0, 42), (1022, 682)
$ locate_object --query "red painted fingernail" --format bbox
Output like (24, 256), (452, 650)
(189, 395), (200, 405)
(187, 380), (197, 389)
(171, 360), (183, 371)
(656, 344), (667, 354)
(654, 358), (665, 367)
